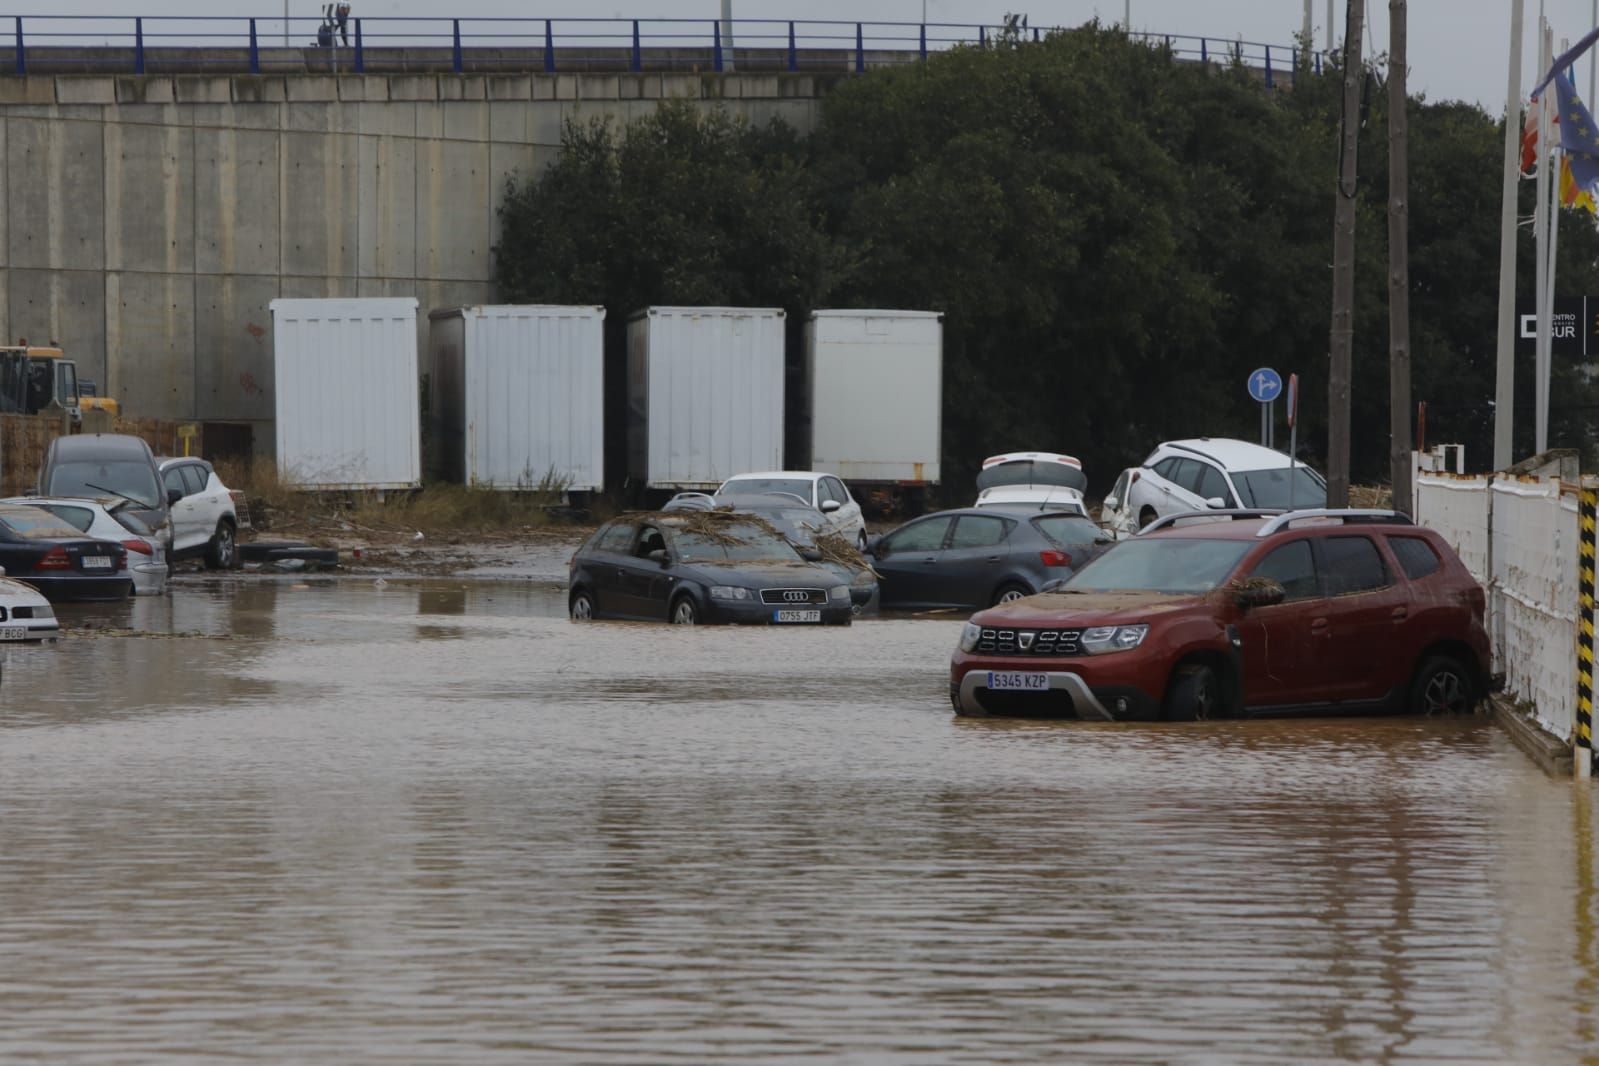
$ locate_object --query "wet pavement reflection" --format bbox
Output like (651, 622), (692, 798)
(3, 577), (1599, 1062)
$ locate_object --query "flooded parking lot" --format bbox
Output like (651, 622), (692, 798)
(4, 576), (1599, 1062)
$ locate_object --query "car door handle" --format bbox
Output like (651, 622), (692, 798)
(1310, 618), (1329, 633)
(921, 555), (938, 565)
(1391, 607), (1409, 621)
(985, 555), (1002, 562)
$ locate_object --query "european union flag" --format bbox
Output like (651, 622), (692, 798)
(1554, 72), (1599, 200)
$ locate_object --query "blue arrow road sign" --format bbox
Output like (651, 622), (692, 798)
(1247, 367), (1283, 403)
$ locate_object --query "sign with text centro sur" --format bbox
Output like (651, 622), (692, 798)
(1247, 367), (1283, 404)
(1515, 296), (1599, 356)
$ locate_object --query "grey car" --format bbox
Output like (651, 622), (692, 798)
(867, 507), (1111, 610)
(36, 433), (171, 551)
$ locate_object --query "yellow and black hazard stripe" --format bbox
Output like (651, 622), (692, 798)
(1580, 490), (1597, 771)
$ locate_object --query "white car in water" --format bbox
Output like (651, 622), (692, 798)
(973, 452), (1088, 514)
(1100, 438), (1328, 534)
(715, 471), (868, 549)
(157, 456), (242, 569)
(4, 496), (168, 595)
(0, 572), (59, 641)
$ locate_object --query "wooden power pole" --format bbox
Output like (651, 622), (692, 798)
(1388, 0), (1412, 514)
(1327, 0), (1364, 509)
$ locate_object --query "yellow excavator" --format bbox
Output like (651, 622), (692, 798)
(0, 343), (119, 423)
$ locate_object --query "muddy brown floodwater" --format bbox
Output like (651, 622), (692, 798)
(4, 575), (1599, 1063)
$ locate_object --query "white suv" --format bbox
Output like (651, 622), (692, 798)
(1100, 438), (1327, 535)
(715, 471), (867, 549)
(157, 457), (241, 569)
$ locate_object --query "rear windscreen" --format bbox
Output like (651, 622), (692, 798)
(46, 460), (159, 508)
(976, 460), (1087, 493)
(0, 507), (86, 540)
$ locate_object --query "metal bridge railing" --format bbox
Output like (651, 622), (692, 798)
(0, 15), (1311, 85)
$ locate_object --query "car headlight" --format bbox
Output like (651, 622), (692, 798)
(1080, 624), (1148, 654)
(36, 604), (54, 619)
(708, 586), (753, 601)
(959, 621), (982, 653)
(829, 585), (849, 602)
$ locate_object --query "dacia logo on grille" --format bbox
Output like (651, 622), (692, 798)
(1018, 631), (1036, 651)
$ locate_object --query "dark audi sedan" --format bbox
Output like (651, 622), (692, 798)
(569, 511), (853, 625)
(0, 503), (132, 601)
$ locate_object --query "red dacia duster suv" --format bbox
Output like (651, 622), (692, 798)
(949, 509), (1490, 720)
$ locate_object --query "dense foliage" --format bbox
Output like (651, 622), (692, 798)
(496, 25), (1599, 496)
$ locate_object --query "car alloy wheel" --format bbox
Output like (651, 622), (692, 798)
(1413, 655), (1473, 715)
(570, 590), (594, 621)
(671, 597), (698, 625)
(205, 522), (236, 570)
(994, 583), (1029, 606)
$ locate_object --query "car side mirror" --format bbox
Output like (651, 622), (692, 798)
(1103, 494), (1118, 510)
(798, 547), (823, 562)
(1205, 497), (1227, 509)
(819, 499), (841, 514)
(1233, 578), (1286, 610)
(866, 534), (883, 556)
(648, 549), (669, 565)
(167, 487), (183, 506)
(1094, 529), (1114, 544)
(1040, 577), (1067, 593)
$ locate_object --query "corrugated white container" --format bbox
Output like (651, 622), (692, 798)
(270, 297), (421, 490)
(627, 307), (785, 489)
(428, 306), (605, 491)
(807, 309), (942, 484)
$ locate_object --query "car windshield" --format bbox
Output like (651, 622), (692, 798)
(1231, 466), (1327, 509)
(719, 478), (813, 501)
(0, 506), (87, 541)
(1064, 538), (1252, 594)
(739, 508), (825, 548)
(46, 459), (159, 508)
(671, 522), (804, 564)
(975, 460), (1087, 493)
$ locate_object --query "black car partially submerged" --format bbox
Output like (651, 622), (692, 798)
(569, 511), (854, 625)
(0, 503), (131, 601)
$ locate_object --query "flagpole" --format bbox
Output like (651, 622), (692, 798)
(1494, 0), (1524, 470)
(1534, 23), (1555, 455)
(1542, 43), (1564, 456)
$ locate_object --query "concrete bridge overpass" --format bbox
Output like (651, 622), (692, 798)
(0, 29), (1298, 451)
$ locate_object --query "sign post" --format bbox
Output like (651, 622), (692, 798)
(1247, 367), (1283, 448)
(1286, 373), (1300, 511)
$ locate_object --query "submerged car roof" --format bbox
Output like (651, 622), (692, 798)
(47, 433), (154, 458)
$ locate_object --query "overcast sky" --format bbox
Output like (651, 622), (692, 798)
(28, 1), (1599, 112)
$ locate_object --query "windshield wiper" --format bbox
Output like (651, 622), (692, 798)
(85, 483), (145, 512)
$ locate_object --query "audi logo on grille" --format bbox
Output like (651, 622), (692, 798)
(783, 590), (812, 603)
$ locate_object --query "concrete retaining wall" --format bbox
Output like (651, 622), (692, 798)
(0, 72), (832, 455)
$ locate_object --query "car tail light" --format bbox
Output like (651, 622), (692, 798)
(1130, 470), (1141, 483)
(35, 546), (71, 570)
(123, 539), (153, 556)
(1039, 549), (1073, 568)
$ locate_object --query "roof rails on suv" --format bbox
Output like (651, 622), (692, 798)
(1136, 509), (1286, 535)
(1253, 509), (1412, 537)
(1137, 507), (1413, 537)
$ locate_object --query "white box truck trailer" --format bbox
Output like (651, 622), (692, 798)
(627, 307), (785, 490)
(807, 309), (942, 485)
(270, 297), (421, 490)
(428, 306), (605, 492)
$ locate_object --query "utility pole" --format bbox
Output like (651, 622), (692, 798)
(1388, 0), (1412, 514)
(1327, 0), (1334, 51)
(721, 0), (736, 71)
(1303, 1), (1313, 50)
(1494, 0), (1525, 470)
(1327, 0), (1365, 509)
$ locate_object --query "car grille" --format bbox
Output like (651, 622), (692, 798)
(976, 627), (1084, 656)
(8, 606), (40, 619)
(760, 588), (827, 605)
